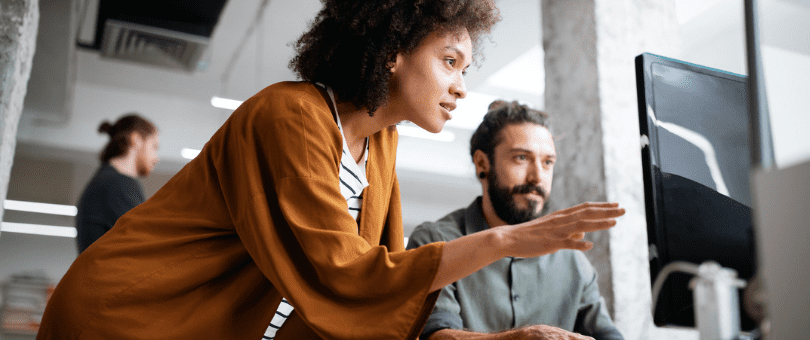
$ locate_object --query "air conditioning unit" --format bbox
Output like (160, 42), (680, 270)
(99, 19), (209, 72)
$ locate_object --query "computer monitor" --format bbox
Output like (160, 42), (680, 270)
(635, 53), (761, 330)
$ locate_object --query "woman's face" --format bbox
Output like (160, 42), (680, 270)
(388, 28), (472, 133)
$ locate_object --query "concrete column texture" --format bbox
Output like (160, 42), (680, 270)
(541, 1), (697, 339)
(0, 0), (39, 234)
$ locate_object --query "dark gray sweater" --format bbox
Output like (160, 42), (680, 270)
(75, 163), (144, 254)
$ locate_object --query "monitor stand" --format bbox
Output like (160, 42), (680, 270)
(689, 262), (747, 340)
(652, 261), (748, 340)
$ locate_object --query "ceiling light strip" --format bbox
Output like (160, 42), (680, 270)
(181, 148), (201, 160)
(210, 96), (243, 110)
(1, 222), (77, 238)
(3, 200), (78, 216)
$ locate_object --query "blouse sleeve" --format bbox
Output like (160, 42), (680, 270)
(209, 83), (443, 339)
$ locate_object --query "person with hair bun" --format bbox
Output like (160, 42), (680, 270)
(39, 2), (623, 339)
(75, 114), (159, 254)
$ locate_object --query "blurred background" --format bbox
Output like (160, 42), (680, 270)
(0, 0), (808, 338)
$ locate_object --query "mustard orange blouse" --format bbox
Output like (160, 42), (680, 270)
(37, 81), (444, 339)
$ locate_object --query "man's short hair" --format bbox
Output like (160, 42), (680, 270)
(289, 0), (500, 115)
(469, 100), (551, 161)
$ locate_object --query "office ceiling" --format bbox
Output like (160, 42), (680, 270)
(16, 0), (810, 174)
(8, 0), (809, 234)
(19, 0), (544, 175)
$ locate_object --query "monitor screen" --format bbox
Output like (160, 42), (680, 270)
(635, 53), (757, 330)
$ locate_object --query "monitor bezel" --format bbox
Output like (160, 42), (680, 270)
(635, 52), (748, 271)
(634, 52), (751, 327)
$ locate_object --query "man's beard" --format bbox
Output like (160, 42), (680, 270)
(487, 169), (548, 225)
(135, 152), (151, 177)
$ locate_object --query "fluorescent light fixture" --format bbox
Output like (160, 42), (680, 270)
(181, 148), (201, 160)
(211, 96), (243, 110)
(3, 199), (77, 216)
(397, 125), (455, 142)
(1, 222), (77, 238)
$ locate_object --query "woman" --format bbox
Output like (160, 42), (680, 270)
(38, 1), (624, 339)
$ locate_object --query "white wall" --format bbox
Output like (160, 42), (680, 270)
(677, 0), (810, 169)
(17, 82), (227, 166)
(762, 46), (810, 168)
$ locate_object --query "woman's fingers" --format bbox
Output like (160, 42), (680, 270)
(509, 203), (624, 257)
(544, 219), (616, 237)
(547, 202), (619, 217)
(551, 205), (625, 223)
(538, 207), (625, 231)
(572, 207), (625, 220)
(562, 239), (593, 251)
(576, 218), (617, 233)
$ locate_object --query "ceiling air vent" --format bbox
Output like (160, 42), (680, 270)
(100, 19), (209, 72)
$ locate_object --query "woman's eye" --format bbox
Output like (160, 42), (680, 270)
(446, 58), (455, 66)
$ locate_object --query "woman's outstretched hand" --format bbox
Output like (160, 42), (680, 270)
(497, 202), (625, 258)
(430, 202), (625, 292)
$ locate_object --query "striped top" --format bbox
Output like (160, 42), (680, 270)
(335, 104), (370, 222)
(262, 84), (368, 339)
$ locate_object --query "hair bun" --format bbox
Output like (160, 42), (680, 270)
(98, 121), (113, 135)
(487, 100), (508, 111)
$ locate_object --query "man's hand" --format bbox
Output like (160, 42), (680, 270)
(512, 325), (595, 340)
(429, 325), (595, 340)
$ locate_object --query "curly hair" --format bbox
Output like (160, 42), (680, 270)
(290, 0), (501, 116)
(469, 100), (551, 162)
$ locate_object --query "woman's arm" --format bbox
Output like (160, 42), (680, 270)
(430, 202), (624, 292)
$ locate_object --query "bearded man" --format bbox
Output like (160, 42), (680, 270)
(407, 101), (623, 340)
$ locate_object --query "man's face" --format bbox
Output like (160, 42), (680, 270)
(135, 132), (160, 177)
(486, 123), (556, 225)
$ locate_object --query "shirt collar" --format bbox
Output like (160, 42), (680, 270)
(463, 197), (490, 236)
(465, 196), (528, 261)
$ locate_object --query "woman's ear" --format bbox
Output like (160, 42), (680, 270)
(389, 53), (403, 73)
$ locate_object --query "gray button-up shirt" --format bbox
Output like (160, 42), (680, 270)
(407, 198), (623, 340)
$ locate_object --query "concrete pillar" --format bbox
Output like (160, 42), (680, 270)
(542, 1), (696, 339)
(0, 0), (39, 234)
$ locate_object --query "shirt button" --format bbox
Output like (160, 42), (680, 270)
(512, 295), (519, 302)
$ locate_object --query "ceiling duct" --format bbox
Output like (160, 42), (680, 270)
(80, 0), (228, 72)
(100, 19), (210, 72)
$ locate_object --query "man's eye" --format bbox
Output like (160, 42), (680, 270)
(446, 58), (455, 66)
